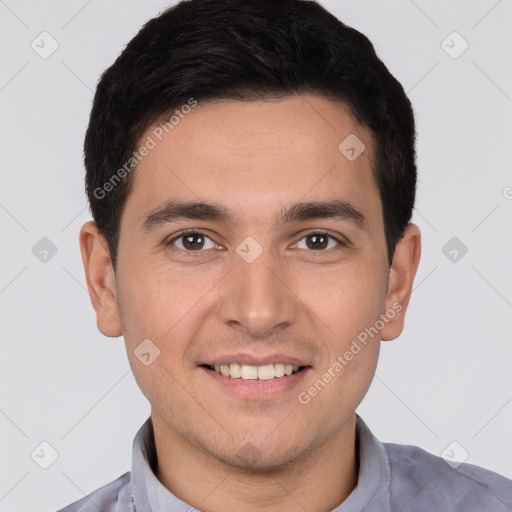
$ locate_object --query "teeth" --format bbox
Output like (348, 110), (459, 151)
(257, 364), (274, 380)
(241, 365), (258, 380)
(274, 364), (285, 377)
(209, 363), (303, 380)
(229, 363), (242, 378)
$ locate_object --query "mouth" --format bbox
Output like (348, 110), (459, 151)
(200, 363), (309, 381)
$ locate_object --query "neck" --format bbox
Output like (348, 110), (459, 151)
(152, 414), (358, 512)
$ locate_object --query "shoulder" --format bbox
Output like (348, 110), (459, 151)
(384, 442), (512, 511)
(55, 471), (132, 512)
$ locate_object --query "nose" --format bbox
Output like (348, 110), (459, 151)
(216, 246), (299, 339)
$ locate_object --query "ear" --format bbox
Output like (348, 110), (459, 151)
(381, 223), (421, 341)
(79, 221), (123, 337)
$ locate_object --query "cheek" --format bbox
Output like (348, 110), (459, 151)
(297, 259), (388, 339)
(332, 349), (378, 415)
(294, 257), (386, 409)
(297, 334), (379, 433)
(115, 261), (210, 407)
(116, 258), (219, 347)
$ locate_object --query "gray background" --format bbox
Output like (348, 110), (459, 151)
(0, 0), (511, 510)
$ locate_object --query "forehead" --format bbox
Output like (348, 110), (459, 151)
(124, 95), (381, 229)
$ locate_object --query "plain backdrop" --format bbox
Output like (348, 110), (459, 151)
(0, 0), (511, 510)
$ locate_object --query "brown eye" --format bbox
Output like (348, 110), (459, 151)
(167, 232), (217, 252)
(305, 233), (329, 250)
(182, 233), (205, 250)
(294, 232), (345, 251)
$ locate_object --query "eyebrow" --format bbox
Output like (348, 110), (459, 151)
(140, 199), (368, 232)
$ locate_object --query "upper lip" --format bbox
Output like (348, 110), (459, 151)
(201, 353), (311, 367)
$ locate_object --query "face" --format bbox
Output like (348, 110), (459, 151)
(81, 95), (420, 471)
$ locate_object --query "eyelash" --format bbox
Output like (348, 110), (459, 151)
(165, 229), (348, 256)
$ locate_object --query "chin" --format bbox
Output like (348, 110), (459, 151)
(203, 433), (310, 474)
(220, 449), (302, 474)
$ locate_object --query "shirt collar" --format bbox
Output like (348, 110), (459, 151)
(332, 415), (391, 512)
(131, 416), (193, 511)
(130, 414), (391, 511)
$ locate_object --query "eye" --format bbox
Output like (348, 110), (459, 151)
(292, 232), (346, 251)
(165, 230), (347, 255)
(166, 231), (218, 252)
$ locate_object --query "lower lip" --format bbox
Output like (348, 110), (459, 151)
(199, 366), (311, 400)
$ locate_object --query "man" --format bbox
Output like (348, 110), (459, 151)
(59, 0), (512, 510)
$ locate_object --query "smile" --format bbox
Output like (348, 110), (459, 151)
(202, 363), (307, 380)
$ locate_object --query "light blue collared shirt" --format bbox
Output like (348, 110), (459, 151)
(57, 415), (512, 511)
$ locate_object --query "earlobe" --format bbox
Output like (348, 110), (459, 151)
(381, 223), (421, 341)
(79, 221), (123, 338)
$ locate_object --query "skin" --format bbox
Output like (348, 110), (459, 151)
(80, 95), (421, 512)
